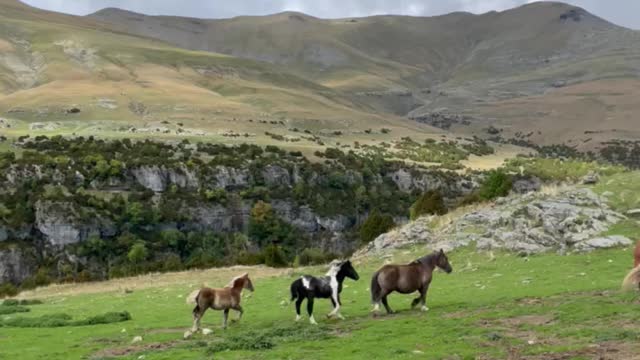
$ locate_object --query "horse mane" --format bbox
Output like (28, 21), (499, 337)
(411, 252), (438, 266)
(326, 260), (344, 277)
(225, 273), (247, 288)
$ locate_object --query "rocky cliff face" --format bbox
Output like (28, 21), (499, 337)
(359, 188), (632, 257)
(0, 157), (479, 284)
(0, 246), (36, 284)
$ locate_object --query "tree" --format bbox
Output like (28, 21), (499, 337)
(478, 170), (513, 200)
(360, 210), (396, 244)
(128, 242), (148, 267)
(263, 244), (288, 268)
(410, 190), (447, 220)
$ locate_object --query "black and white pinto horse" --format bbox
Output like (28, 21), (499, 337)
(290, 260), (359, 324)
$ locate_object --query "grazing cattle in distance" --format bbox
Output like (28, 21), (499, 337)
(371, 249), (452, 315)
(290, 260), (360, 324)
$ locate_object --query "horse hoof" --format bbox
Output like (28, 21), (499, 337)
(421, 306), (429, 312)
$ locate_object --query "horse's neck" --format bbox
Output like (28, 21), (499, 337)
(416, 256), (436, 271)
(230, 280), (245, 293)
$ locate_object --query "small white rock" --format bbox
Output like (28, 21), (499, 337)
(202, 328), (213, 336)
(527, 340), (535, 345)
(131, 336), (143, 344)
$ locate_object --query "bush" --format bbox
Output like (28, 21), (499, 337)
(360, 210), (396, 244)
(478, 170), (513, 200)
(0, 283), (19, 298)
(410, 190), (447, 220)
(2, 299), (42, 306)
(0, 311), (131, 328)
(0, 306), (30, 315)
(295, 248), (334, 267)
(263, 245), (288, 268)
(458, 192), (483, 207)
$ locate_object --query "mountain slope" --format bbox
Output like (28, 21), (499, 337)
(89, 2), (640, 147)
(0, 0), (433, 145)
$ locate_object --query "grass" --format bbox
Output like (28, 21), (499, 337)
(594, 171), (640, 212)
(505, 158), (626, 182)
(1, 246), (638, 359)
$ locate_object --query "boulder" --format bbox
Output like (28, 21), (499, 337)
(626, 209), (640, 218)
(582, 171), (599, 185)
(512, 176), (542, 194)
(356, 188), (628, 257)
(575, 236), (633, 251)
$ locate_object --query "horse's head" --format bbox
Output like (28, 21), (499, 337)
(241, 273), (255, 292)
(435, 249), (453, 274)
(337, 260), (360, 281)
(230, 273), (254, 292)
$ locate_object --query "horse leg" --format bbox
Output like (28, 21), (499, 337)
(411, 295), (421, 309)
(192, 305), (206, 333)
(222, 309), (230, 329)
(295, 297), (304, 321)
(420, 284), (431, 312)
(307, 296), (318, 325)
(381, 294), (394, 315)
(233, 305), (244, 321)
(328, 296), (344, 320)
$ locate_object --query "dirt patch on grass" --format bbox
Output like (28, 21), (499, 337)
(515, 341), (640, 360)
(499, 314), (555, 327)
(515, 297), (544, 306)
(91, 340), (182, 359)
(19, 265), (291, 298)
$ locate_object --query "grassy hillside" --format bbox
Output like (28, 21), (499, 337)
(1, 169), (639, 359)
(1, 246), (638, 359)
(0, 0), (441, 150)
(88, 2), (640, 148)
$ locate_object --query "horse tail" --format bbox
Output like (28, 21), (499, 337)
(622, 266), (640, 292)
(290, 279), (300, 302)
(191, 290), (202, 316)
(186, 289), (200, 305)
(371, 270), (382, 303)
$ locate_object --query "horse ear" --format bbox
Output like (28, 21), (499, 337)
(439, 249), (444, 255)
(242, 272), (249, 278)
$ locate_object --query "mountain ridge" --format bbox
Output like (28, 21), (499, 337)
(1, 1), (640, 149)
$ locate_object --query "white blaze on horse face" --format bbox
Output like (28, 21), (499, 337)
(302, 276), (311, 290)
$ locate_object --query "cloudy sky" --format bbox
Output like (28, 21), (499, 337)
(22, 0), (640, 29)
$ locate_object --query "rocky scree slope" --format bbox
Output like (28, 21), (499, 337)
(360, 187), (633, 256)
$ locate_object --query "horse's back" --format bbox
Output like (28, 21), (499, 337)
(198, 287), (237, 309)
(377, 264), (427, 293)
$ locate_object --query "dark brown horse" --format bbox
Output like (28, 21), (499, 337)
(371, 249), (452, 314)
(190, 273), (254, 332)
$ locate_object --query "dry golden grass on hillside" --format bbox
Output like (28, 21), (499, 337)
(18, 266), (291, 299)
(472, 79), (640, 149)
